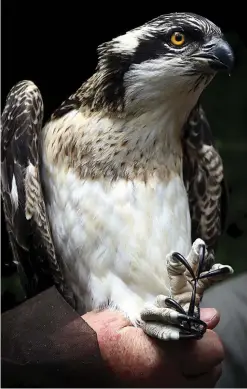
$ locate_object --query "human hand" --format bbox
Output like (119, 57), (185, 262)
(82, 308), (223, 388)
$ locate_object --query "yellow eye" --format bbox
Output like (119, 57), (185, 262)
(170, 32), (185, 46)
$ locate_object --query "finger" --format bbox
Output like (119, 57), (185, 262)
(186, 363), (222, 388)
(200, 308), (220, 330)
(181, 330), (224, 376)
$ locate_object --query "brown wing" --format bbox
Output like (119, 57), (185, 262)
(182, 103), (228, 268)
(1, 80), (75, 306)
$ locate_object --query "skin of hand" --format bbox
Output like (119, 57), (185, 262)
(82, 308), (223, 388)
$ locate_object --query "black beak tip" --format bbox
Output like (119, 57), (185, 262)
(209, 41), (235, 73)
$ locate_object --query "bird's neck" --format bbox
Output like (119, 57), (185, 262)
(109, 105), (185, 161)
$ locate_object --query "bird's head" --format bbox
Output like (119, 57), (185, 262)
(83, 12), (234, 119)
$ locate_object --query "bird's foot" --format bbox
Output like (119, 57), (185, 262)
(139, 238), (233, 341)
(139, 295), (207, 340)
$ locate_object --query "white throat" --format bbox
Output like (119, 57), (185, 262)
(123, 56), (214, 131)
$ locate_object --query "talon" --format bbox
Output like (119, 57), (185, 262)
(189, 317), (207, 333)
(176, 313), (192, 323)
(176, 313), (207, 334)
(179, 331), (204, 340)
(171, 252), (195, 280)
(199, 266), (233, 280)
(176, 313), (206, 330)
(188, 279), (197, 317)
(165, 297), (187, 315)
(197, 243), (206, 279)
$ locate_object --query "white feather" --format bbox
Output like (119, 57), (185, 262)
(42, 165), (191, 324)
(124, 57), (214, 117)
(109, 25), (154, 54)
(11, 175), (18, 211)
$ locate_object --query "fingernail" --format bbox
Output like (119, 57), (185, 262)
(201, 308), (218, 322)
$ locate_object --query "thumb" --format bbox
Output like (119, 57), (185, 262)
(200, 308), (220, 330)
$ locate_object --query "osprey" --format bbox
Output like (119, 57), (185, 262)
(2, 12), (234, 340)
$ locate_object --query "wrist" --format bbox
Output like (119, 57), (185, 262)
(82, 310), (129, 384)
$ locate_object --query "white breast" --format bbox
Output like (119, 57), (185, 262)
(43, 165), (191, 324)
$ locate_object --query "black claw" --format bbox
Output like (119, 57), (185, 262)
(196, 244), (206, 280)
(172, 252), (195, 280)
(177, 313), (207, 330)
(177, 312), (207, 335)
(165, 298), (187, 315)
(164, 295), (207, 338)
(179, 331), (204, 340)
(165, 297), (207, 338)
(188, 281), (196, 317)
(190, 317), (207, 333)
(199, 266), (231, 280)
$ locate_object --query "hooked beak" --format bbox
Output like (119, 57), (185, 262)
(193, 38), (234, 73)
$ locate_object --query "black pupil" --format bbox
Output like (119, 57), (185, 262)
(175, 33), (183, 41)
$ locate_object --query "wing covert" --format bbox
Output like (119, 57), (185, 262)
(182, 104), (228, 266)
(1, 80), (74, 305)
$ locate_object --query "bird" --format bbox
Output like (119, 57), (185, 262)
(1, 12), (234, 341)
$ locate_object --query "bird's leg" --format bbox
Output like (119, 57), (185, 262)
(140, 239), (207, 340)
(139, 238), (233, 341)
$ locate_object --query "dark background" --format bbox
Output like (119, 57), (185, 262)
(2, 2), (247, 311)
